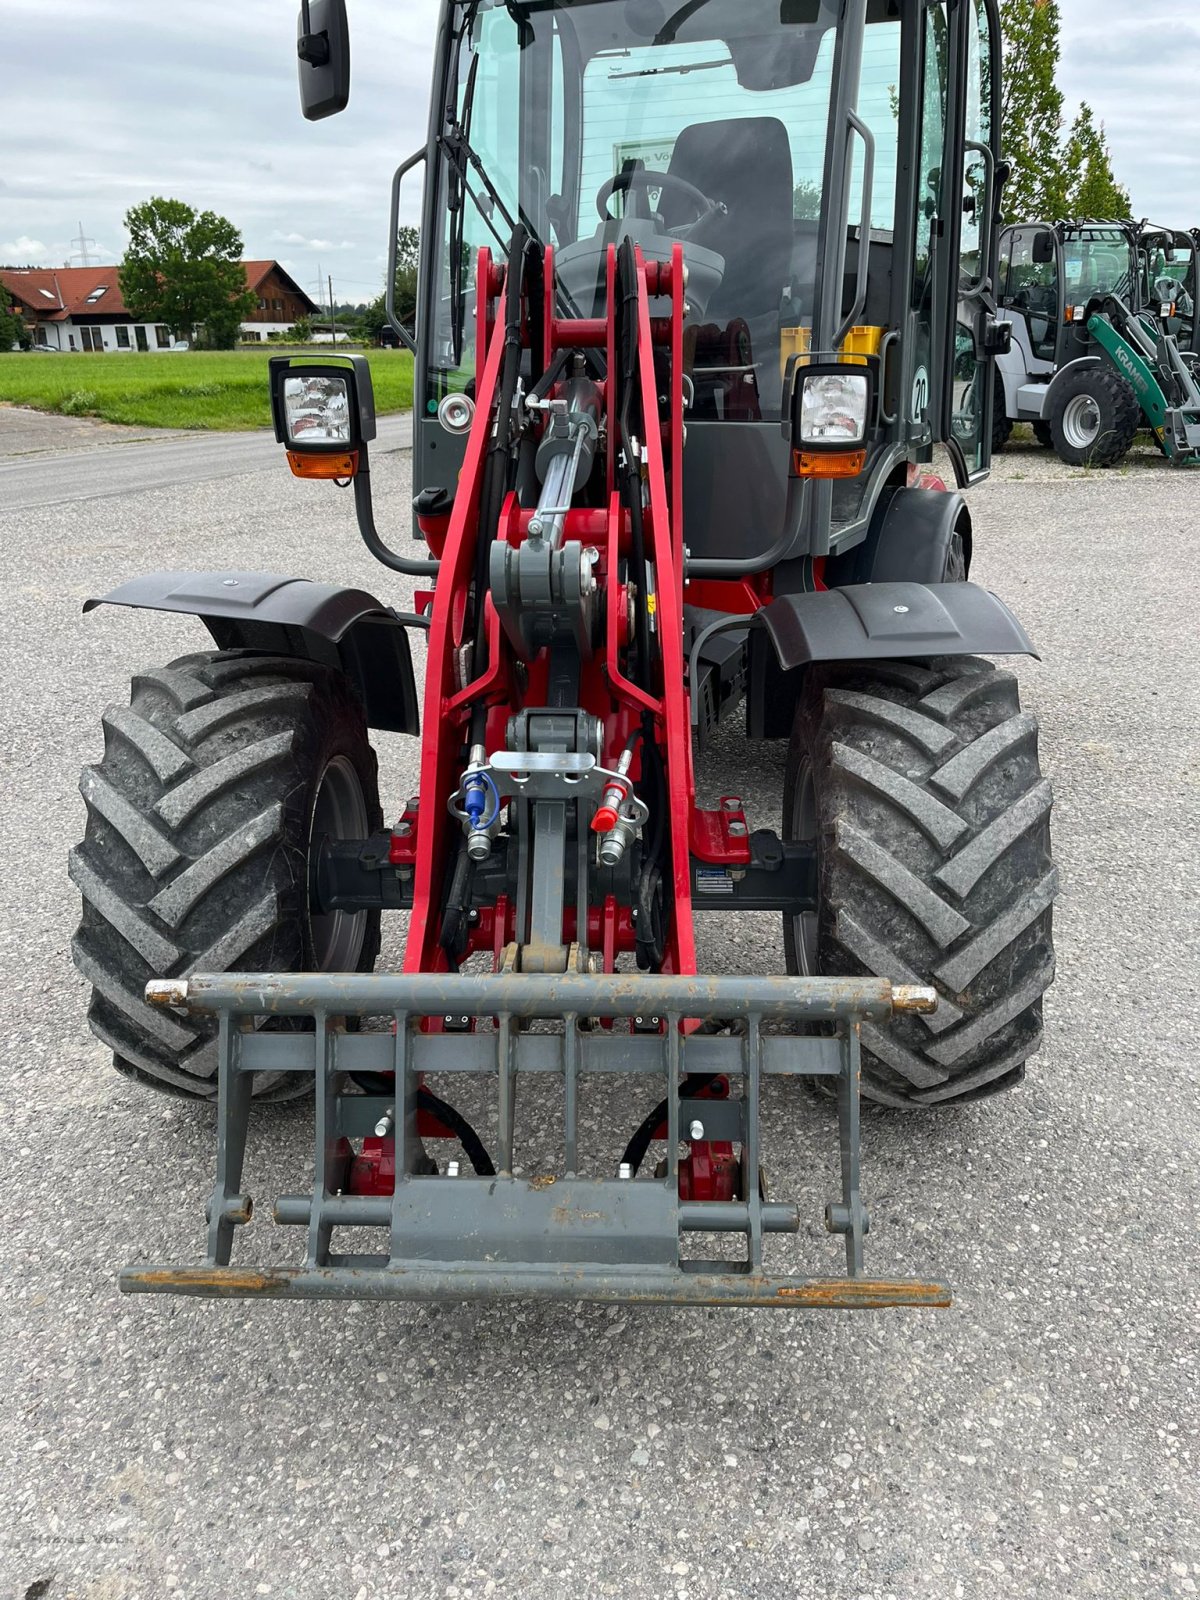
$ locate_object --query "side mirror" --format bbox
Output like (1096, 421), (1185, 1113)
(1032, 230), (1056, 266)
(297, 0), (350, 121)
(269, 355), (376, 479)
(978, 312), (1013, 357)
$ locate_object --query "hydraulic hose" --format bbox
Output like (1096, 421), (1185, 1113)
(620, 1073), (724, 1176)
(417, 1085), (496, 1177)
(347, 1077), (497, 1178)
(469, 225), (529, 677)
(614, 237), (654, 694)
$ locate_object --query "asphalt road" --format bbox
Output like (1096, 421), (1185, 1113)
(0, 407), (413, 511)
(0, 418), (1197, 1600)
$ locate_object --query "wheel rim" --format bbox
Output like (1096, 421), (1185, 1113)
(1062, 393), (1101, 450)
(787, 755), (820, 975)
(308, 755), (370, 970)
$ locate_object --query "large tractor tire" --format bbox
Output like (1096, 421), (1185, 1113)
(70, 651), (383, 1100)
(1048, 367), (1139, 467)
(783, 657), (1055, 1107)
(991, 369), (1013, 453)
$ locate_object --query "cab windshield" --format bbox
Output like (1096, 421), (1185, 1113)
(425, 0), (901, 423)
(1061, 228), (1134, 304)
(1139, 236), (1194, 314)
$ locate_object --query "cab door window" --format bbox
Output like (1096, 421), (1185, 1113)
(908, 1), (949, 434)
(1003, 227), (1058, 362)
(948, 0), (995, 478)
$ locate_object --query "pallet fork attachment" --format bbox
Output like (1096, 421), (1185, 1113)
(124, 972), (949, 1309)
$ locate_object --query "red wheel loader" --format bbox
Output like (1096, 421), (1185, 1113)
(72, 0), (1054, 1308)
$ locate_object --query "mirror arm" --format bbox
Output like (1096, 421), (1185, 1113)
(297, 0), (330, 66)
(300, 0), (334, 66)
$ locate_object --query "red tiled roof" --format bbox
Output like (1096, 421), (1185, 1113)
(0, 266), (127, 320)
(1, 260), (319, 320)
(242, 260), (278, 292)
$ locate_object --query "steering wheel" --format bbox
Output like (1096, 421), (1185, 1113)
(595, 169), (717, 224)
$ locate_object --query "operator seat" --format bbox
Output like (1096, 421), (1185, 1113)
(660, 116), (795, 414)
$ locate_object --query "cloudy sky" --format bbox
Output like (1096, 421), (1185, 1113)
(3, 0), (1198, 299)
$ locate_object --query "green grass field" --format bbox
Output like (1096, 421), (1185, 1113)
(0, 347), (414, 431)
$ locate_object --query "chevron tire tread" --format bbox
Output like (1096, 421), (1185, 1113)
(1048, 366), (1139, 468)
(783, 657), (1055, 1107)
(71, 651), (383, 1101)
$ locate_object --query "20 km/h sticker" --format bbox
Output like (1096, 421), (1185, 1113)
(912, 366), (930, 420)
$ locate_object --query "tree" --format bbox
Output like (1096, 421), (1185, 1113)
(1000, 0), (1065, 220)
(1058, 103), (1131, 220)
(792, 181), (821, 221)
(1000, 3), (1132, 221)
(119, 197), (256, 347)
(361, 226), (421, 345)
(0, 299), (29, 351)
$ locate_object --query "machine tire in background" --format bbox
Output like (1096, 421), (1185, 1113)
(783, 657), (1055, 1107)
(1048, 366), (1139, 467)
(1032, 420), (1054, 449)
(991, 368), (1013, 453)
(70, 651), (383, 1100)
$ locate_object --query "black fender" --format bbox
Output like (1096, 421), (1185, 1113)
(1043, 354), (1105, 419)
(757, 581), (1037, 673)
(747, 580), (1036, 738)
(829, 486), (973, 586)
(84, 570), (420, 735)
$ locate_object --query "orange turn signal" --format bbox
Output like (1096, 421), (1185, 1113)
(286, 449), (359, 480)
(792, 448), (866, 479)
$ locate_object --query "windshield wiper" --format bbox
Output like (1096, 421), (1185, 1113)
(443, 16), (523, 364)
(440, 9), (592, 359)
(607, 55), (732, 79)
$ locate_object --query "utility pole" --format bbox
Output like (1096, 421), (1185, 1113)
(311, 261), (326, 337)
(69, 222), (97, 267)
(328, 273), (337, 347)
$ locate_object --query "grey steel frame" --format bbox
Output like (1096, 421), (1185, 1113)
(122, 972), (950, 1310)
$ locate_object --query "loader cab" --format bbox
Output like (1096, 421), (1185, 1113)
(410, 0), (1004, 567)
(1134, 225), (1196, 350)
(997, 221), (1137, 374)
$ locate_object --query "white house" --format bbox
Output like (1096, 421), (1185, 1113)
(1, 261), (319, 349)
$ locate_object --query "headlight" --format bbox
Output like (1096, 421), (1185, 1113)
(283, 374), (352, 445)
(268, 355), (377, 479)
(799, 371), (870, 447)
(787, 357), (877, 478)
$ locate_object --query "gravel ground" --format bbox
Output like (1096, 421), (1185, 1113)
(0, 418), (1197, 1600)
